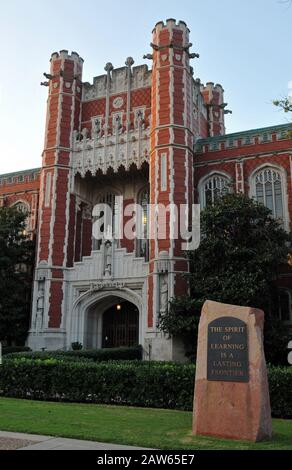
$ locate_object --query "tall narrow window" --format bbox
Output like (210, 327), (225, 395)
(92, 193), (120, 251)
(254, 168), (284, 220)
(45, 172), (52, 208)
(137, 188), (149, 261)
(160, 154), (167, 191)
(202, 174), (230, 208)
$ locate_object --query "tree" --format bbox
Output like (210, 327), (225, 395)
(0, 206), (35, 345)
(159, 194), (292, 363)
(273, 98), (292, 113)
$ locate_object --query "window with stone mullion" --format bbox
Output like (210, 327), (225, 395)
(255, 169), (284, 221)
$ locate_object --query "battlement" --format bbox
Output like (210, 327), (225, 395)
(203, 82), (224, 93)
(50, 50), (84, 65)
(195, 123), (292, 153)
(0, 168), (41, 187)
(83, 62), (151, 101)
(152, 19), (190, 33)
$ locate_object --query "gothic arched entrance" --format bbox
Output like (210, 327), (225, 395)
(71, 288), (143, 350)
(102, 301), (139, 348)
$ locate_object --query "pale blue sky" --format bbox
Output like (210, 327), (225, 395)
(0, 0), (291, 174)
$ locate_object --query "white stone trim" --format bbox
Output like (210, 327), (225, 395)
(36, 170), (45, 264)
(48, 168), (58, 266)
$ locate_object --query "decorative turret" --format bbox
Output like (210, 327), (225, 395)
(146, 19), (194, 359)
(28, 50), (84, 350)
(201, 82), (229, 136)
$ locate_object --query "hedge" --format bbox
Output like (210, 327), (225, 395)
(268, 366), (292, 419)
(6, 346), (143, 362)
(0, 359), (193, 410)
(2, 347), (31, 356)
(0, 359), (291, 418)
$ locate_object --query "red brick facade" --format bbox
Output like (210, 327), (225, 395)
(1, 19), (291, 353)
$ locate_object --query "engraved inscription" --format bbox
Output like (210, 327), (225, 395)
(207, 317), (249, 382)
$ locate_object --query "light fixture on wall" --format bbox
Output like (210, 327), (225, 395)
(116, 304), (122, 311)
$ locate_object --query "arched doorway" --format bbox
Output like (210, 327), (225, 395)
(102, 301), (139, 348)
(70, 289), (143, 350)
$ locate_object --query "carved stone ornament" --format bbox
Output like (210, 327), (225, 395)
(113, 97), (124, 109)
(160, 274), (168, 315)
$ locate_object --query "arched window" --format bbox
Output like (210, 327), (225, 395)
(92, 193), (121, 251)
(14, 201), (29, 214)
(12, 201), (30, 231)
(254, 168), (284, 220)
(136, 187), (149, 261)
(200, 174), (230, 208)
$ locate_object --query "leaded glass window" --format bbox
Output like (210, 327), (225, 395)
(203, 175), (230, 207)
(255, 168), (284, 220)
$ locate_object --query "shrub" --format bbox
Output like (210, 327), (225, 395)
(264, 316), (291, 366)
(268, 366), (292, 418)
(5, 346), (143, 362)
(0, 359), (194, 410)
(2, 346), (31, 356)
(0, 358), (291, 418)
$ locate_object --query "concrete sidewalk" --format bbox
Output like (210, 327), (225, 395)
(0, 431), (148, 450)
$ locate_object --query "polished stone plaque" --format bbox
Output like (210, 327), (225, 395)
(207, 316), (249, 382)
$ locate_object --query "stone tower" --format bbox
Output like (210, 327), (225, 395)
(28, 51), (83, 350)
(146, 20), (194, 359)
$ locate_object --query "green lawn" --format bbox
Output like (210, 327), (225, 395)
(0, 398), (291, 450)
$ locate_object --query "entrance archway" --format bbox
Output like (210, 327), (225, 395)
(73, 289), (142, 350)
(102, 301), (139, 348)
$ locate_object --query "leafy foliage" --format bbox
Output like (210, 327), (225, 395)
(6, 346), (143, 362)
(0, 358), (291, 418)
(0, 206), (35, 345)
(263, 315), (291, 365)
(273, 98), (292, 113)
(71, 342), (83, 351)
(158, 297), (201, 360)
(2, 346), (31, 355)
(159, 194), (292, 363)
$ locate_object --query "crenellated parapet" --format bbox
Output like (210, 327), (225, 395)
(196, 123), (292, 153)
(83, 62), (151, 101)
(0, 168), (40, 187)
(200, 82), (228, 137)
(152, 18), (190, 34)
(50, 50), (84, 65)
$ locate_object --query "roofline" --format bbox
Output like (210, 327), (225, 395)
(197, 123), (292, 144)
(0, 168), (41, 179)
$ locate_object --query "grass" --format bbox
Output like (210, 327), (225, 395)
(0, 398), (291, 450)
